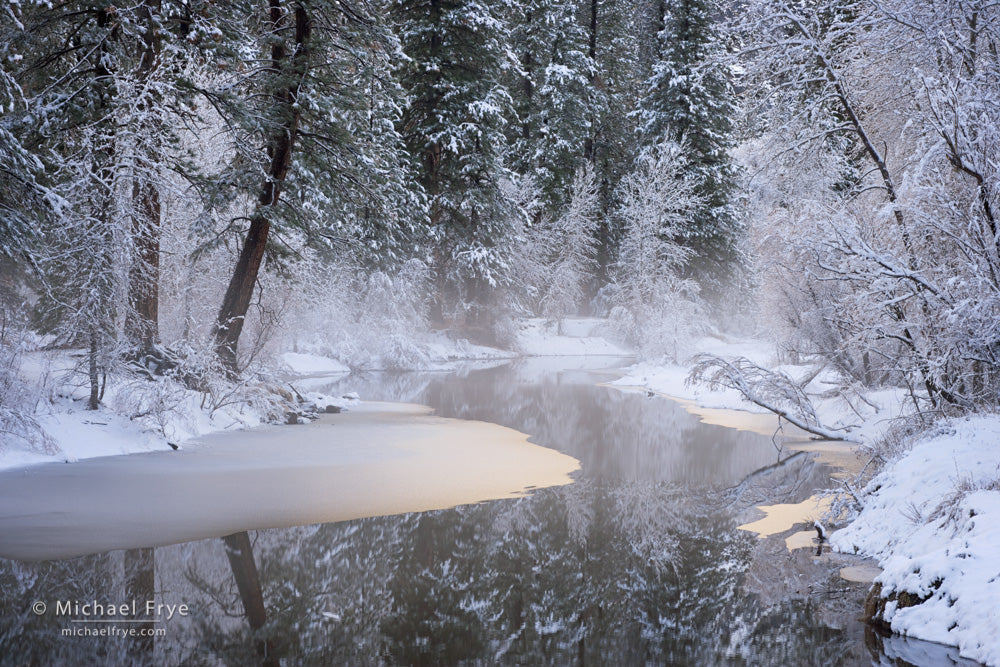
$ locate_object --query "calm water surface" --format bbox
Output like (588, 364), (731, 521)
(0, 358), (976, 665)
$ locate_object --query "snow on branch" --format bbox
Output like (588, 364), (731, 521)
(686, 354), (847, 440)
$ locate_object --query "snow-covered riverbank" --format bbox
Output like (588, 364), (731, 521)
(831, 417), (1000, 666)
(0, 318), (631, 472)
(611, 333), (911, 443)
(614, 335), (1000, 666)
(0, 338), (504, 472)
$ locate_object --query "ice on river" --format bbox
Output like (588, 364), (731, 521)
(0, 402), (579, 561)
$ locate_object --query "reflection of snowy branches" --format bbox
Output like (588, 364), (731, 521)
(612, 482), (686, 569)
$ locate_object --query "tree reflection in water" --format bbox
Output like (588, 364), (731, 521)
(0, 362), (968, 665)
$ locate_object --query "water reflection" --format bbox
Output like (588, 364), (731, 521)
(0, 359), (979, 666)
(308, 359), (786, 487)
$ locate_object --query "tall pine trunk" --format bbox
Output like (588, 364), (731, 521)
(125, 0), (163, 353)
(87, 6), (119, 410)
(214, 0), (310, 371)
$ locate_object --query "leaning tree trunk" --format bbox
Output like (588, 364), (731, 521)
(214, 0), (310, 372)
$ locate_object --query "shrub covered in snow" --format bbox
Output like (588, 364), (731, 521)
(0, 333), (56, 456)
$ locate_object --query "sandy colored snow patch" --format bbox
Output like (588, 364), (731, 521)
(0, 401), (579, 561)
(782, 439), (865, 479)
(784, 530), (819, 551)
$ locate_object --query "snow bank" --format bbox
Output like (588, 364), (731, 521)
(1, 349), (352, 472)
(287, 330), (515, 372)
(281, 352), (351, 375)
(613, 335), (909, 442)
(831, 415), (1000, 666)
(0, 385), (274, 472)
(514, 318), (631, 356)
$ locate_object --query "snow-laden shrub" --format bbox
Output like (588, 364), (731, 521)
(112, 340), (292, 439)
(0, 334), (56, 455)
(536, 166), (599, 320)
(112, 373), (190, 437)
(609, 278), (707, 360)
(280, 254), (437, 370)
(607, 141), (708, 361)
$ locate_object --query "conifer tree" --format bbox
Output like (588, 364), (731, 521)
(508, 0), (597, 210)
(392, 0), (517, 331)
(5, 0), (211, 384)
(8, 1), (149, 405)
(638, 0), (741, 297)
(205, 0), (417, 369)
(583, 0), (642, 286)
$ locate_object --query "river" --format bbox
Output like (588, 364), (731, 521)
(0, 357), (978, 665)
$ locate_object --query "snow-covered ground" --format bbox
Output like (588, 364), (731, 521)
(830, 416), (1000, 666)
(612, 335), (775, 411)
(0, 349), (360, 472)
(280, 351), (351, 375)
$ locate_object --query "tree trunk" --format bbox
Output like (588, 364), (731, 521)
(584, 0), (598, 161)
(88, 327), (100, 410)
(126, 0), (163, 352)
(215, 213), (272, 371)
(214, 0), (310, 371)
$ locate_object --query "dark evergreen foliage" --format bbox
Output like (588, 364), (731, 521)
(638, 0), (743, 298)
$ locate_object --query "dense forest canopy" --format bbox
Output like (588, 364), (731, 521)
(1, 0), (998, 417)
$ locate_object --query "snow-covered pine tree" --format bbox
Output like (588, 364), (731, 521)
(0, 69), (45, 264)
(507, 0), (597, 211)
(6, 0), (208, 373)
(391, 0), (518, 335)
(581, 0), (643, 287)
(8, 1), (140, 408)
(123, 0), (166, 354)
(637, 0), (741, 299)
(201, 0), (417, 370)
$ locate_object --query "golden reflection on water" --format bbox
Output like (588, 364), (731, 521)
(738, 495), (833, 538)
